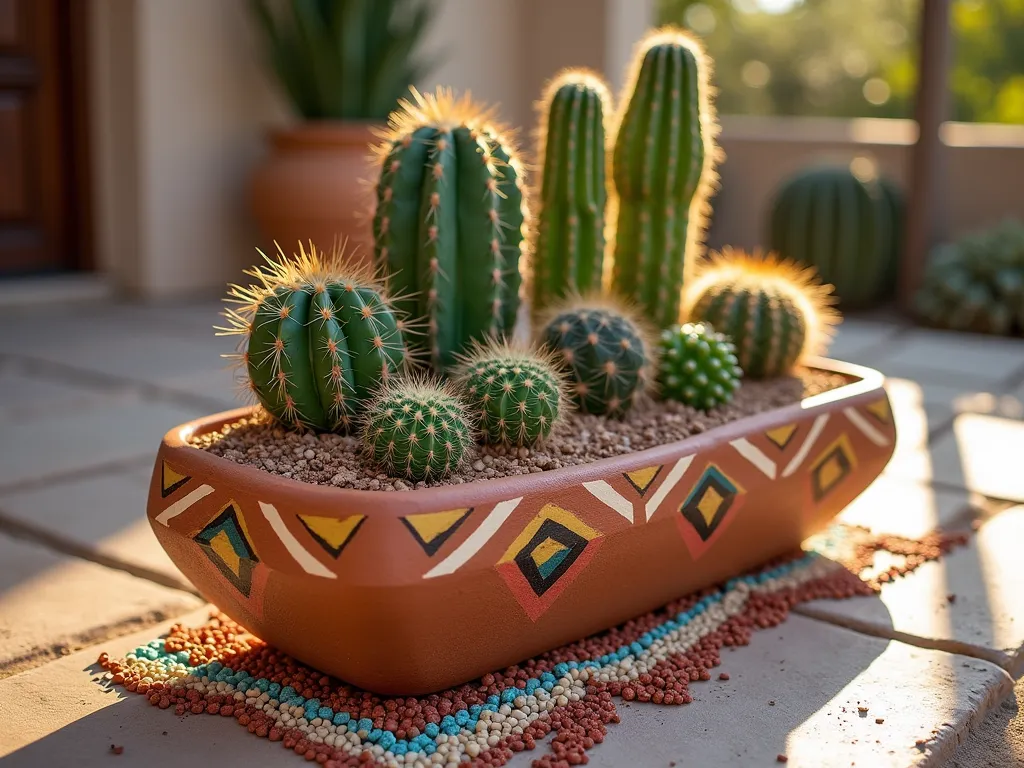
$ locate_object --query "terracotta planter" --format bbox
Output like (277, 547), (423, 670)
(249, 122), (381, 264)
(148, 358), (895, 695)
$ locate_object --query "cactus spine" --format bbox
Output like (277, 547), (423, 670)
(219, 243), (410, 432)
(610, 26), (720, 328)
(455, 341), (565, 448)
(768, 165), (903, 309)
(372, 87), (528, 372)
(537, 295), (654, 417)
(683, 248), (839, 379)
(532, 69), (612, 314)
(362, 377), (475, 482)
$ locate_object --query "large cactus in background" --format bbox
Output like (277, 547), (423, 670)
(531, 69), (612, 314)
(372, 87), (529, 372)
(610, 26), (720, 329)
(768, 165), (903, 309)
(219, 243), (410, 432)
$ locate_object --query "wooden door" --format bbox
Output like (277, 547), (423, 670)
(0, 0), (87, 276)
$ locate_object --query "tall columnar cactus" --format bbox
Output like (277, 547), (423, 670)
(455, 340), (565, 448)
(361, 377), (475, 482)
(219, 243), (410, 432)
(610, 26), (720, 328)
(914, 218), (1024, 336)
(768, 165), (903, 309)
(531, 69), (612, 314)
(537, 295), (654, 417)
(682, 248), (839, 379)
(372, 86), (529, 372)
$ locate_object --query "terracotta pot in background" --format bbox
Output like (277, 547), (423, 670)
(249, 122), (382, 266)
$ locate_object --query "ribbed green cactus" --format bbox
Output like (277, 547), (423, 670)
(914, 218), (1024, 336)
(768, 164), (903, 309)
(372, 87), (528, 372)
(361, 377), (475, 481)
(537, 295), (654, 417)
(683, 248), (839, 379)
(658, 322), (742, 411)
(610, 26), (720, 328)
(455, 341), (565, 448)
(531, 69), (612, 314)
(219, 243), (409, 432)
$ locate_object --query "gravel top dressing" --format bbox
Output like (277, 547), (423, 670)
(191, 368), (849, 491)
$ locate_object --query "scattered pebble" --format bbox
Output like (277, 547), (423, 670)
(858, 705), (869, 714)
(718, 673), (730, 681)
(776, 754), (789, 763)
(947, 594), (957, 604)
(876, 718), (885, 725)
(194, 370), (844, 490)
(109, 744), (124, 755)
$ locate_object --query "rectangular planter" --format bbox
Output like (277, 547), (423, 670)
(148, 358), (895, 695)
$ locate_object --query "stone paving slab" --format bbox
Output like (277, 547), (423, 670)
(865, 329), (1024, 390)
(0, 362), (119, 423)
(837, 475), (973, 540)
(0, 534), (202, 676)
(826, 318), (905, 362)
(0, 611), (1012, 768)
(0, 395), (202, 491)
(801, 505), (1024, 677)
(0, 464), (187, 588)
(885, 413), (1024, 502)
(950, 667), (1024, 768)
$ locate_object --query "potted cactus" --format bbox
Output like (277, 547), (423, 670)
(146, 27), (897, 700)
(247, 0), (437, 263)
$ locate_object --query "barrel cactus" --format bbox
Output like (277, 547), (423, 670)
(455, 340), (565, 448)
(531, 69), (612, 315)
(372, 86), (529, 372)
(914, 218), (1024, 336)
(361, 377), (475, 482)
(683, 248), (839, 379)
(219, 243), (410, 432)
(537, 295), (654, 417)
(658, 322), (742, 411)
(610, 26), (720, 329)
(768, 164), (903, 310)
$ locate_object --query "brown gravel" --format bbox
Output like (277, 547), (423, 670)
(191, 367), (848, 491)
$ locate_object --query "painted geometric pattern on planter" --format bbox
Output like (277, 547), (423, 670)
(809, 434), (858, 503)
(194, 502), (260, 598)
(623, 465), (663, 496)
(497, 503), (603, 621)
(402, 508), (474, 557)
(160, 461), (191, 498)
(297, 514), (365, 559)
(675, 464), (747, 560)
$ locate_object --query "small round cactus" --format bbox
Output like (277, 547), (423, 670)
(683, 247), (839, 379)
(537, 295), (654, 417)
(361, 378), (475, 482)
(658, 322), (742, 411)
(455, 340), (565, 448)
(219, 242), (413, 432)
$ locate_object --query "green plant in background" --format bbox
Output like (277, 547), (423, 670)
(610, 26), (721, 329)
(537, 295), (655, 417)
(531, 69), (613, 315)
(455, 340), (565, 448)
(767, 164), (903, 309)
(219, 243), (412, 432)
(372, 87), (529, 372)
(658, 322), (742, 411)
(361, 376), (475, 481)
(683, 247), (839, 379)
(248, 0), (437, 120)
(914, 218), (1024, 336)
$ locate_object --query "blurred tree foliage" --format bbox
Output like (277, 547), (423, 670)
(656, 0), (1024, 123)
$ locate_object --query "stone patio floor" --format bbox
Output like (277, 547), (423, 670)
(0, 299), (1022, 767)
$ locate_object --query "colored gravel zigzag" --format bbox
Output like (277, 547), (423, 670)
(97, 527), (966, 768)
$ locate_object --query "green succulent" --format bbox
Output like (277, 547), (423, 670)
(658, 323), (742, 411)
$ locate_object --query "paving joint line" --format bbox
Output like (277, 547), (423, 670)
(0, 512), (201, 598)
(0, 454), (156, 496)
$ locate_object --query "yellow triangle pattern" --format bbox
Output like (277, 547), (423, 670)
(404, 508), (471, 545)
(297, 514), (364, 557)
(161, 461), (190, 495)
(765, 424), (798, 449)
(624, 465), (661, 495)
(209, 529), (242, 578)
(866, 398), (892, 424)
